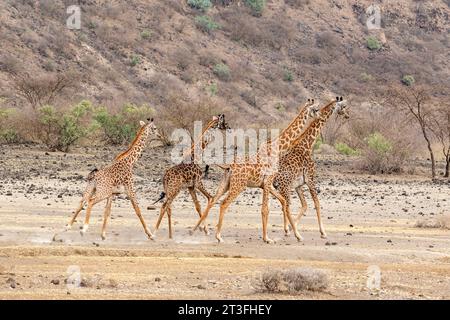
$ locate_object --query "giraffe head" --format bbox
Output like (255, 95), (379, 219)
(201, 114), (230, 148)
(305, 98), (320, 119)
(211, 114), (230, 131)
(334, 96), (350, 119)
(140, 118), (160, 138)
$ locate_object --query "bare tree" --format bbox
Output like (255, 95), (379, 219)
(386, 86), (436, 179)
(12, 72), (77, 110)
(429, 105), (450, 178)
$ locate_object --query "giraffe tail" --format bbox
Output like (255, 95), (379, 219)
(204, 165), (210, 178)
(153, 192), (166, 204)
(216, 164), (230, 170)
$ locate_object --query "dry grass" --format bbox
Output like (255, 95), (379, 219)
(254, 267), (328, 294)
(415, 214), (450, 230)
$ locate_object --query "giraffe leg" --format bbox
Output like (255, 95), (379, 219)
(80, 194), (108, 235)
(188, 187), (209, 235)
(215, 181), (245, 243)
(53, 185), (94, 241)
(271, 187), (303, 242)
(192, 171), (230, 233)
(306, 176), (327, 239)
(295, 185), (308, 225)
(154, 201), (167, 236)
(261, 185), (273, 244)
(125, 184), (154, 240)
(101, 196), (113, 240)
(167, 206), (173, 239)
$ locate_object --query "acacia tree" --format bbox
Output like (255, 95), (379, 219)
(12, 72), (77, 110)
(429, 105), (450, 178)
(386, 86), (436, 179)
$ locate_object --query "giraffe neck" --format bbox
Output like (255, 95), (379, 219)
(292, 101), (337, 153)
(116, 126), (150, 166)
(186, 119), (217, 161)
(259, 104), (310, 158)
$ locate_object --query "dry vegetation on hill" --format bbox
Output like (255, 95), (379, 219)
(0, 0), (449, 176)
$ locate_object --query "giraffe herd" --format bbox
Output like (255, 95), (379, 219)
(53, 97), (349, 244)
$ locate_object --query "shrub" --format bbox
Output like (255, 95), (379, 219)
(93, 103), (155, 145)
(274, 102), (285, 111)
(213, 63), (231, 81)
(335, 142), (360, 156)
(283, 268), (328, 293)
(361, 72), (374, 82)
(366, 132), (392, 155)
(195, 15), (220, 33)
(140, 29), (152, 40)
(360, 132), (407, 174)
(0, 129), (19, 144)
(415, 214), (450, 230)
(206, 82), (218, 96)
(187, 0), (212, 11)
(283, 69), (294, 82)
(37, 100), (93, 152)
(130, 55), (140, 67)
(254, 269), (283, 293)
(313, 136), (323, 150)
(366, 36), (381, 50)
(0, 106), (20, 144)
(254, 268), (328, 294)
(401, 75), (415, 86)
(245, 0), (266, 16)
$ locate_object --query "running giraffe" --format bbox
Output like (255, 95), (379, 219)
(53, 118), (160, 241)
(273, 97), (349, 239)
(153, 114), (229, 238)
(192, 99), (319, 243)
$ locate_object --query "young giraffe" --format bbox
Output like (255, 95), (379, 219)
(193, 99), (319, 243)
(273, 97), (349, 239)
(153, 114), (229, 238)
(53, 118), (159, 241)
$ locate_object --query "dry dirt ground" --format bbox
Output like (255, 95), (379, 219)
(0, 145), (449, 300)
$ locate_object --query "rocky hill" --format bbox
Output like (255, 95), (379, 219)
(0, 0), (449, 124)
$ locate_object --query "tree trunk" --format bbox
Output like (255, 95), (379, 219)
(445, 155), (450, 178)
(421, 126), (436, 179)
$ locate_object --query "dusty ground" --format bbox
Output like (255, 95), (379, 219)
(0, 144), (449, 300)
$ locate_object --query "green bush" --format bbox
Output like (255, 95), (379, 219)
(245, 0), (266, 16)
(94, 103), (155, 145)
(140, 29), (152, 40)
(187, 0), (212, 11)
(313, 136), (323, 150)
(130, 55), (140, 67)
(38, 101), (93, 152)
(335, 142), (360, 156)
(401, 75), (415, 86)
(360, 72), (374, 82)
(283, 69), (294, 82)
(366, 36), (381, 50)
(0, 107), (20, 144)
(213, 63), (231, 81)
(206, 82), (218, 96)
(366, 132), (392, 155)
(0, 129), (19, 144)
(195, 15), (220, 33)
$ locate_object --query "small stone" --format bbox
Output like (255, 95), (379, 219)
(196, 284), (206, 289)
(51, 279), (60, 285)
(155, 277), (161, 282)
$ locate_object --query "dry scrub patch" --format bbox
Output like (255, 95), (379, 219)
(254, 268), (329, 294)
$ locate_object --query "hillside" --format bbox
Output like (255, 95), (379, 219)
(0, 0), (448, 124)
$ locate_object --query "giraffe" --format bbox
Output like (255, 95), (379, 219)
(152, 114), (229, 238)
(52, 118), (160, 241)
(273, 97), (349, 239)
(192, 99), (320, 243)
